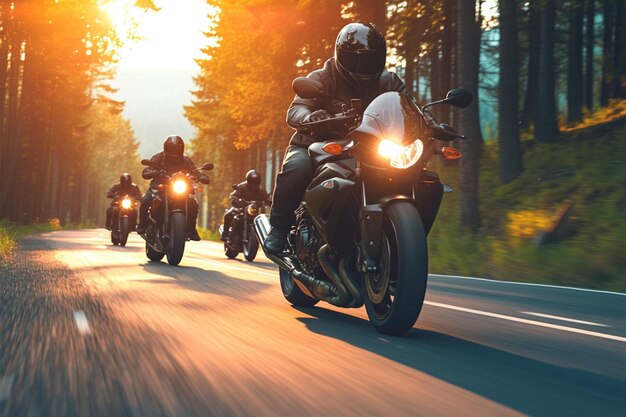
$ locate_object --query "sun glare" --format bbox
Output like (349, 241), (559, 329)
(100, 0), (218, 70)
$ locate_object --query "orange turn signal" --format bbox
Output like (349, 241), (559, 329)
(441, 147), (462, 160)
(322, 142), (344, 155)
(197, 187), (203, 192)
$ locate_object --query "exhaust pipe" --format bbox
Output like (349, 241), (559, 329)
(254, 215), (344, 305)
(318, 244), (352, 307)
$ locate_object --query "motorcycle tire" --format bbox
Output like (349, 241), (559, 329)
(224, 242), (238, 259)
(166, 212), (186, 266)
(119, 217), (130, 247)
(146, 242), (164, 262)
(363, 201), (428, 336)
(243, 227), (259, 262)
(279, 268), (318, 307)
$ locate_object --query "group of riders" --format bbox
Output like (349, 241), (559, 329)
(105, 135), (270, 247)
(103, 22), (473, 335)
(106, 21), (400, 257)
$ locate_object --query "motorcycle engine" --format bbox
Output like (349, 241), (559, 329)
(294, 214), (323, 275)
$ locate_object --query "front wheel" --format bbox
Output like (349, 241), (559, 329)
(119, 217), (130, 247)
(166, 212), (186, 266)
(279, 268), (318, 307)
(363, 202), (428, 336)
(243, 226), (259, 262)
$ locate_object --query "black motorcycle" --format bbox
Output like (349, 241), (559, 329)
(139, 159), (213, 266)
(111, 194), (138, 247)
(255, 77), (472, 335)
(220, 200), (268, 262)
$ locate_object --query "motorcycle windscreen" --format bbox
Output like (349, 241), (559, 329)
(350, 92), (422, 146)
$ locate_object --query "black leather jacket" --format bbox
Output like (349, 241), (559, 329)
(230, 182), (271, 208)
(107, 183), (142, 201)
(142, 152), (209, 188)
(287, 58), (407, 147)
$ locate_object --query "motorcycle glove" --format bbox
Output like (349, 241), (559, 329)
(304, 109), (332, 123)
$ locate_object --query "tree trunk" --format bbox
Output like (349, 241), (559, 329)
(498, 0), (523, 183)
(612, 0), (625, 98)
(535, 0), (558, 142)
(456, 0), (482, 231)
(567, 0), (584, 123)
(584, 0), (595, 109)
(357, 0), (387, 33)
(600, 0), (614, 105)
(521, 0), (541, 129)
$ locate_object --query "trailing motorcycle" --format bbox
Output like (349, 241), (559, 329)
(219, 200), (268, 262)
(111, 194), (138, 247)
(255, 77), (472, 335)
(139, 159), (213, 266)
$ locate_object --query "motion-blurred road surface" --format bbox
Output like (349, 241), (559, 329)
(0, 229), (624, 417)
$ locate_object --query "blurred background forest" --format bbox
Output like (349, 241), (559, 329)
(0, 0), (624, 289)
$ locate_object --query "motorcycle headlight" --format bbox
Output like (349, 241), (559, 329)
(247, 206), (259, 216)
(121, 198), (132, 209)
(172, 179), (188, 194)
(378, 138), (424, 169)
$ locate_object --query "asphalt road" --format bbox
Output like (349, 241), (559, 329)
(0, 229), (624, 417)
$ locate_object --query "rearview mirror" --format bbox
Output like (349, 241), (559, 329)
(292, 77), (325, 99)
(201, 162), (214, 171)
(445, 88), (473, 108)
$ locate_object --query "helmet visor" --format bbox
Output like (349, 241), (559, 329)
(336, 48), (385, 77)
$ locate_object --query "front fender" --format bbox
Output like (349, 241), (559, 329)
(360, 195), (416, 261)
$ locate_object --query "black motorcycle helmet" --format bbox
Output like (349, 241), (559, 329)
(120, 173), (132, 187)
(163, 135), (184, 163)
(334, 22), (387, 90)
(246, 169), (261, 188)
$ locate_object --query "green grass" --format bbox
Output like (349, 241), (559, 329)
(0, 219), (59, 264)
(429, 118), (626, 292)
(198, 227), (221, 241)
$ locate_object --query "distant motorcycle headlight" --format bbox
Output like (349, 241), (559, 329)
(172, 179), (188, 194)
(378, 138), (424, 169)
(121, 198), (132, 209)
(247, 205), (259, 216)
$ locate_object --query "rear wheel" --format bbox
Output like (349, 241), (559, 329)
(224, 242), (238, 259)
(243, 227), (259, 262)
(166, 212), (186, 266)
(119, 217), (130, 247)
(146, 242), (164, 262)
(279, 268), (318, 307)
(363, 202), (428, 336)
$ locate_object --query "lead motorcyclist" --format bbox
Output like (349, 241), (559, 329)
(105, 173), (142, 231)
(136, 135), (209, 241)
(264, 22), (407, 254)
(220, 169), (271, 241)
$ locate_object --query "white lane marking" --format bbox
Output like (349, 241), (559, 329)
(520, 311), (610, 327)
(0, 376), (13, 402)
(424, 301), (626, 343)
(429, 274), (626, 296)
(73, 311), (91, 335)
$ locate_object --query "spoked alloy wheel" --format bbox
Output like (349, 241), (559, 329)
(363, 202), (428, 336)
(166, 212), (186, 266)
(279, 268), (318, 307)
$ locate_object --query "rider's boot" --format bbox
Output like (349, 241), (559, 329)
(264, 227), (288, 255)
